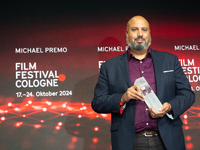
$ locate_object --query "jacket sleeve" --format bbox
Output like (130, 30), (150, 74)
(168, 55), (195, 119)
(91, 62), (123, 114)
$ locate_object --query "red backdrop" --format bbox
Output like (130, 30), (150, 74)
(0, 1), (200, 150)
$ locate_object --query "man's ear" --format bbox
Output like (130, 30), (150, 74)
(125, 31), (128, 36)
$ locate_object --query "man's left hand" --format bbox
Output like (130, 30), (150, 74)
(149, 102), (172, 118)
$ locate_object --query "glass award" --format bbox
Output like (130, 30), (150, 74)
(134, 76), (162, 111)
(134, 77), (174, 119)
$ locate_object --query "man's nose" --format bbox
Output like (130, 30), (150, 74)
(137, 29), (143, 37)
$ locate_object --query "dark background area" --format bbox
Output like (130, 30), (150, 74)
(1, 1), (200, 24)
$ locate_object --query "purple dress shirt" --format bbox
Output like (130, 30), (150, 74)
(127, 48), (158, 132)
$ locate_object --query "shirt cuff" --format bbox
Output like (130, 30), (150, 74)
(166, 112), (174, 120)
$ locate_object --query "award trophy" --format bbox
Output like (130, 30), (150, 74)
(134, 76), (162, 111)
(134, 77), (173, 119)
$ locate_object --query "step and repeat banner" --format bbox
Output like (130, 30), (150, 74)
(0, 1), (200, 150)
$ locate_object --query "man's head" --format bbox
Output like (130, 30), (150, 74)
(126, 15), (151, 51)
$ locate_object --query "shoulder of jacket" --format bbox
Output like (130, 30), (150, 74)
(151, 49), (177, 58)
(104, 52), (127, 64)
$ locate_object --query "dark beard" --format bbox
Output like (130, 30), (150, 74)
(127, 36), (151, 51)
(130, 42), (147, 51)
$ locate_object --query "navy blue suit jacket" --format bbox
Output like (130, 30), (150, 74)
(92, 49), (195, 150)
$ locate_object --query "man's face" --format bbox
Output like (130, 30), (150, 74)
(126, 17), (151, 51)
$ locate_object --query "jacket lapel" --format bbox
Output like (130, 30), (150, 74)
(151, 49), (162, 99)
(119, 51), (132, 87)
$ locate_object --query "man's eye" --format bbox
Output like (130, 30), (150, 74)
(143, 28), (148, 31)
(132, 28), (137, 31)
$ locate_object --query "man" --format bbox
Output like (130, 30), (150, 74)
(91, 16), (195, 150)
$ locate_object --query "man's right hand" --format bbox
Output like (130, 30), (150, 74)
(121, 84), (145, 103)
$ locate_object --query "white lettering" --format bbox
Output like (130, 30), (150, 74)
(97, 46), (125, 52)
(179, 59), (195, 67)
(15, 62), (37, 71)
(175, 45), (199, 50)
(45, 47), (67, 53)
(99, 61), (105, 68)
(15, 79), (59, 88)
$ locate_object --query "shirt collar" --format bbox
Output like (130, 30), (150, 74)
(127, 47), (152, 61)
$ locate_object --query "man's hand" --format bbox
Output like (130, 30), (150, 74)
(149, 102), (172, 118)
(121, 84), (145, 103)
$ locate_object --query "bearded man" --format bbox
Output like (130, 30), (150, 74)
(92, 15), (195, 150)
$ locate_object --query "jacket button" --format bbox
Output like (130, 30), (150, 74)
(132, 105), (135, 109)
(131, 122), (134, 125)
